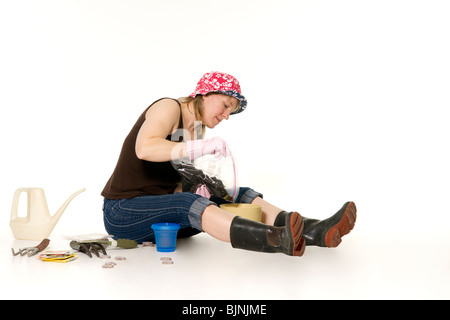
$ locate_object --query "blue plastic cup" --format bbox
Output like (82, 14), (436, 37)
(151, 223), (181, 252)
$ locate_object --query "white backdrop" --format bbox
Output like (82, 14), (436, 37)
(1, 0), (450, 241)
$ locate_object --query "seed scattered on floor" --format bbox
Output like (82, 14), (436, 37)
(160, 257), (173, 265)
(102, 263), (114, 268)
(102, 261), (118, 269)
(142, 241), (155, 247)
(115, 256), (126, 261)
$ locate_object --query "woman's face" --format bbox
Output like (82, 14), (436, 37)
(202, 94), (239, 128)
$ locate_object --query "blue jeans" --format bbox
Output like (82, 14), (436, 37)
(103, 187), (262, 243)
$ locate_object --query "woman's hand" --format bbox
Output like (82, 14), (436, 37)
(195, 184), (211, 198)
(186, 137), (231, 160)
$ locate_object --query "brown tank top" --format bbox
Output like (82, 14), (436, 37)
(101, 98), (183, 199)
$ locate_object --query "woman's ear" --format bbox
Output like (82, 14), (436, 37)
(202, 94), (207, 106)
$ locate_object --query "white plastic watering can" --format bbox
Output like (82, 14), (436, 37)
(10, 187), (85, 240)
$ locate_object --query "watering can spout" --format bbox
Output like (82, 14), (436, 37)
(50, 188), (86, 230)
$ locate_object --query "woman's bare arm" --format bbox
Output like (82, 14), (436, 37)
(135, 99), (187, 162)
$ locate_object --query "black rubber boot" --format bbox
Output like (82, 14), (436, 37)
(274, 202), (357, 248)
(230, 213), (305, 256)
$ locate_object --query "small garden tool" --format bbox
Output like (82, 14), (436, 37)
(70, 237), (138, 258)
(11, 238), (50, 257)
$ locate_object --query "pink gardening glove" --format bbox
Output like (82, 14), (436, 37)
(186, 137), (231, 160)
(195, 184), (211, 198)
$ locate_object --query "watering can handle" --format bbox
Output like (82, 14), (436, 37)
(10, 188), (31, 220)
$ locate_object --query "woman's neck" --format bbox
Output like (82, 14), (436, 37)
(180, 101), (201, 140)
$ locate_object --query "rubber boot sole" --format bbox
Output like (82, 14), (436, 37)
(324, 201), (357, 248)
(288, 212), (306, 256)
